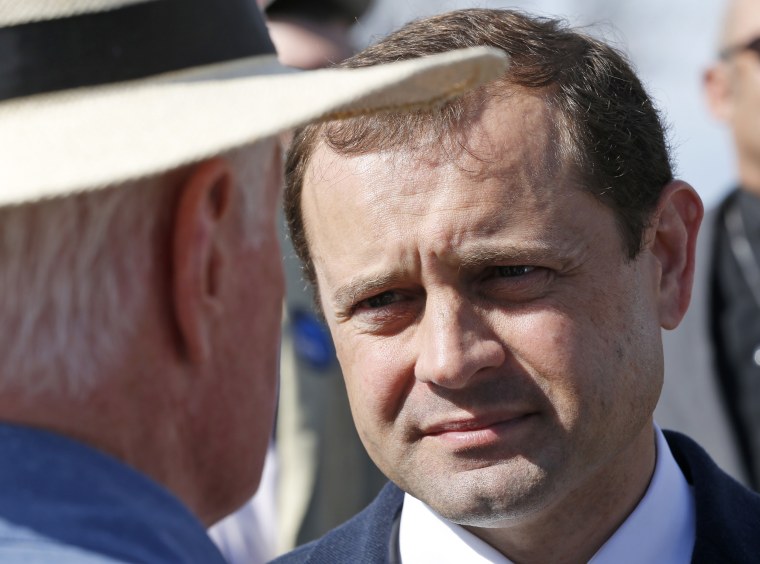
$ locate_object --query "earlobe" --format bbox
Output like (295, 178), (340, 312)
(172, 158), (234, 364)
(648, 181), (703, 330)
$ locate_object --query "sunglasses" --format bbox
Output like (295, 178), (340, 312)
(720, 36), (760, 60)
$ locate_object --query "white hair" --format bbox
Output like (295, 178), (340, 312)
(0, 141), (275, 398)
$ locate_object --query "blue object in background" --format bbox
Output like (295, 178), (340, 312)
(290, 309), (335, 371)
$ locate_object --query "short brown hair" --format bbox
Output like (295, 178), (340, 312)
(284, 8), (673, 294)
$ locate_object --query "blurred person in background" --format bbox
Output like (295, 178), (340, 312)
(266, 0), (369, 69)
(657, 0), (760, 489)
(0, 1), (504, 561)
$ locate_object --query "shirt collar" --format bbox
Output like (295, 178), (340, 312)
(398, 425), (695, 564)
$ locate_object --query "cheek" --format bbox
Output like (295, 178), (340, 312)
(730, 70), (760, 140)
(336, 335), (410, 436)
(516, 279), (661, 431)
(502, 307), (616, 427)
(241, 239), (283, 388)
(519, 314), (580, 383)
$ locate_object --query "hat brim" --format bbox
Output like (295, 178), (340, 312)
(0, 47), (507, 205)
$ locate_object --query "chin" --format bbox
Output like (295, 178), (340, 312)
(411, 459), (556, 527)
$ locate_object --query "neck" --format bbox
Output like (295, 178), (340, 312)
(465, 423), (657, 564)
(0, 363), (210, 521)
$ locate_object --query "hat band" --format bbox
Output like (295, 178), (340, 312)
(0, 0), (277, 102)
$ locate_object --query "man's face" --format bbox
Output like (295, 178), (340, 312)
(302, 93), (664, 526)
(713, 0), (760, 178)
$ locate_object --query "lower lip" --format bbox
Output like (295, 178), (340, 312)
(426, 415), (534, 449)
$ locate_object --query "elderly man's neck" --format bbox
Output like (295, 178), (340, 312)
(463, 422), (657, 564)
(0, 361), (215, 525)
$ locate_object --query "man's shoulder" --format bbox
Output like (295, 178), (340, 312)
(664, 430), (760, 561)
(272, 482), (403, 564)
(0, 518), (127, 563)
(0, 423), (227, 564)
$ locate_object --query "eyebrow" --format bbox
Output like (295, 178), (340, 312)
(332, 271), (410, 311)
(455, 244), (557, 269)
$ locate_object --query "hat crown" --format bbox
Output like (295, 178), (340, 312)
(0, 0), (276, 101)
(1, 0), (157, 27)
(0, 2), (509, 206)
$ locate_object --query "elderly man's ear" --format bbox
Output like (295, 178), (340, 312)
(647, 180), (704, 330)
(172, 158), (235, 364)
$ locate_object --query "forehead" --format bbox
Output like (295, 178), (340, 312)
(724, 0), (760, 45)
(300, 92), (595, 271)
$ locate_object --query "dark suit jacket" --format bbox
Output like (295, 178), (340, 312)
(272, 431), (760, 563)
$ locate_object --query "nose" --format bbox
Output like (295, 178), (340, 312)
(414, 291), (505, 389)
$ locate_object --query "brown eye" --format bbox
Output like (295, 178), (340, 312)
(364, 291), (402, 309)
(495, 265), (535, 277)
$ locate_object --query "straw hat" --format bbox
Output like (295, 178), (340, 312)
(0, 0), (508, 206)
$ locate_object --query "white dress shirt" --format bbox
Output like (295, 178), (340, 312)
(399, 426), (696, 563)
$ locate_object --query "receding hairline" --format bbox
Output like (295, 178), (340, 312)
(302, 79), (571, 174)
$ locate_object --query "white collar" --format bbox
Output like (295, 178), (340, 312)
(398, 426), (696, 564)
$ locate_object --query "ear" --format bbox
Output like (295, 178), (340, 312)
(704, 63), (733, 122)
(647, 180), (704, 330)
(172, 158), (233, 364)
